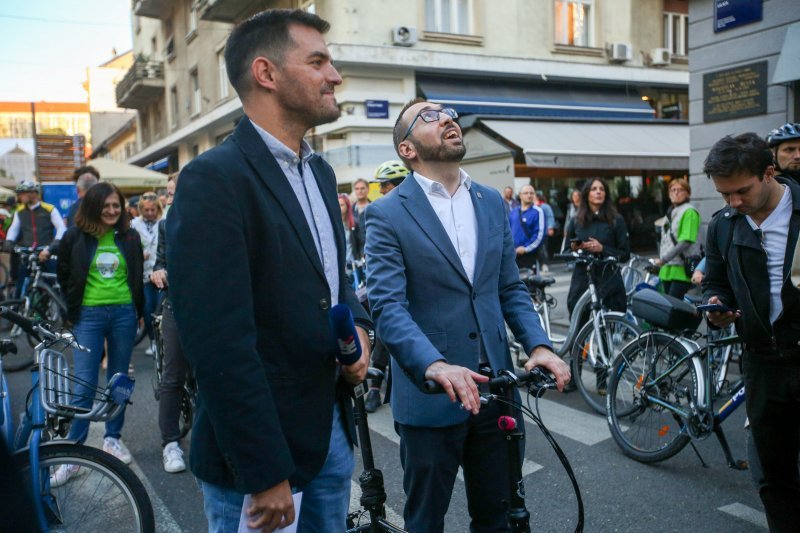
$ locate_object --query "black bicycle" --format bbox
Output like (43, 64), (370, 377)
(421, 368), (585, 533)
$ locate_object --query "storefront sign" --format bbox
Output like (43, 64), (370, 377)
(714, 0), (762, 33)
(703, 61), (767, 123)
(365, 100), (389, 119)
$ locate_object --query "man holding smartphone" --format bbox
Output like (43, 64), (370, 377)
(702, 132), (800, 533)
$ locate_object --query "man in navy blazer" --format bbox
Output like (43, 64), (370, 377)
(167, 10), (371, 532)
(365, 98), (571, 531)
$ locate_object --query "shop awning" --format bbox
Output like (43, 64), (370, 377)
(418, 75), (655, 120)
(479, 119), (688, 170)
(773, 22), (800, 84)
(90, 157), (169, 190)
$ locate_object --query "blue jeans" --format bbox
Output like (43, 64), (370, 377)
(67, 304), (137, 442)
(142, 281), (160, 341)
(200, 403), (353, 533)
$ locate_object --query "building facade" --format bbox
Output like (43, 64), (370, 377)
(121, 0), (691, 247)
(688, 0), (800, 225)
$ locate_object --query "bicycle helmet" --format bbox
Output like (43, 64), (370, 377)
(15, 180), (40, 194)
(373, 160), (410, 183)
(766, 122), (800, 148)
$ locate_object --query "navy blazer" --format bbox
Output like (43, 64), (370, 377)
(167, 118), (369, 494)
(365, 175), (551, 427)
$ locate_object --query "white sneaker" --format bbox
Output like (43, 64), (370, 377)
(50, 464), (81, 488)
(145, 341), (156, 356)
(162, 442), (186, 473)
(103, 437), (132, 464)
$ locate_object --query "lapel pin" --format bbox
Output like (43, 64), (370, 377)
(477, 192), (483, 199)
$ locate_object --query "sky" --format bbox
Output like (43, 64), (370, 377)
(0, 0), (133, 102)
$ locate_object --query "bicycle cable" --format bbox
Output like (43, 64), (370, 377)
(493, 387), (585, 533)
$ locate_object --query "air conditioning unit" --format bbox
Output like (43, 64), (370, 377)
(607, 42), (632, 63)
(651, 48), (671, 66)
(392, 26), (418, 47)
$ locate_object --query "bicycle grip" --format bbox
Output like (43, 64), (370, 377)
(0, 306), (36, 336)
(422, 380), (444, 394)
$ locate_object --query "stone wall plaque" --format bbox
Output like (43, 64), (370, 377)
(703, 61), (768, 123)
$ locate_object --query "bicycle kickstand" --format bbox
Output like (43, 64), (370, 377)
(713, 424), (748, 470)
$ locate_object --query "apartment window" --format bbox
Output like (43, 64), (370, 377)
(186, 1), (198, 39)
(425, 0), (473, 35)
(191, 69), (201, 116)
(218, 50), (228, 99)
(170, 86), (178, 129)
(165, 36), (176, 61)
(554, 0), (593, 47)
(664, 12), (688, 56)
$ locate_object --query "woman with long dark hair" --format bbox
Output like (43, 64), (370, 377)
(564, 178), (630, 317)
(51, 182), (143, 485)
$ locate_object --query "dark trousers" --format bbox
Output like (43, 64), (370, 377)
(663, 280), (692, 300)
(515, 251), (537, 271)
(742, 353), (800, 533)
(158, 301), (191, 446)
(142, 282), (160, 341)
(396, 400), (515, 532)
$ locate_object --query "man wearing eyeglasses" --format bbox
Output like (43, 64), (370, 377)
(365, 98), (570, 531)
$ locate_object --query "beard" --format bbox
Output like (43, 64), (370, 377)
(412, 138), (466, 163)
(277, 81), (341, 129)
(779, 166), (800, 183)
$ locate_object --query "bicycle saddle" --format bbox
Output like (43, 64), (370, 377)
(521, 274), (556, 289)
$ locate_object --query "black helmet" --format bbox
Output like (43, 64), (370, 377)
(766, 123), (800, 148)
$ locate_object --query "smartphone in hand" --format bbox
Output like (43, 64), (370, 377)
(697, 303), (738, 314)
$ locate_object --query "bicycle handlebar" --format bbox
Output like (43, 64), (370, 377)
(554, 251), (618, 264)
(0, 305), (37, 337)
(0, 306), (85, 351)
(422, 368), (557, 395)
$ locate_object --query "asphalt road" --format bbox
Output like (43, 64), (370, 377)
(4, 262), (767, 532)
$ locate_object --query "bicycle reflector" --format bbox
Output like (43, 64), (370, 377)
(498, 416), (517, 431)
(108, 374), (135, 405)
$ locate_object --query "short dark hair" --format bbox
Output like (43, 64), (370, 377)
(392, 97), (426, 165)
(703, 132), (774, 180)
(73, 165), (99, 182)
(353, 178), (369, 188)
(76, 182), (129, 237)
(224, 9), (330, 98)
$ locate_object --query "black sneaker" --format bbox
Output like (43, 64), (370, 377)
(364, 389), (382, 413)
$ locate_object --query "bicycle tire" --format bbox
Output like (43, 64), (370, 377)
(606, 331), (700, 463)
(0, 298), (36, 371)
(569, 313), (640, 414)
(12, 442), (155, 532)
(178, 382), (195, 439)
(133, 322), (148, 347)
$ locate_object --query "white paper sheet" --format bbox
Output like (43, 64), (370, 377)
(238, 491), (302, 533)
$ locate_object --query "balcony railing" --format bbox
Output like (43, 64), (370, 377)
(116, 59), (165, 110)
(198, 0), (273, 23)
(132, 0), (171, 19)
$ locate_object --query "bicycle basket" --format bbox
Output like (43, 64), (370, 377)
(39, 349), (134, 422)
(630, 289), (701, 332)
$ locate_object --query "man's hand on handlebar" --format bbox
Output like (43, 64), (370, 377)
(524, 346), (571, 392)
(38, 248), (51, 263)
(424, 360), (489, 414)
(340, 326), (371, 385)
(247, 479), (295, 532)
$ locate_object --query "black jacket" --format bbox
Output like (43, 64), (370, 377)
(703, 177), (800, 355)
(167, 118), (371, 494)
(154, 218), (167, 272)
(56, 226), (145, 323)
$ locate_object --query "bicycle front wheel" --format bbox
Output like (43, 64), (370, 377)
(13, 443), (155, 532)
(606, 332), (699, 463)
(569, 313), (640, 414)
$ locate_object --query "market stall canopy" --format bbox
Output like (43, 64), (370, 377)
(90, 158), (168, 190)
(0, 185), (15, 197)
(479, 120), (689, 171)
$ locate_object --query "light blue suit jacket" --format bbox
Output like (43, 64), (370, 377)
(365, 175), (551, 427)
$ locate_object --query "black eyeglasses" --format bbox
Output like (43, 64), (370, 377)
(401, 107), (458, 141)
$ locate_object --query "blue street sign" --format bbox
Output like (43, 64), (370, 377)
(365, 100), (389, 119)
(714, 0), (762, 33)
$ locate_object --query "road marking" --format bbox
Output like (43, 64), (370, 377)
(88, 426), (183, 533)
(350, 480), (405, 528)
(524, 397), (615, 446)
(366, 407), (543, 481)
(717, 502), (768, 529)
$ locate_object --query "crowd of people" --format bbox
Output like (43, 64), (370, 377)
(1, 7), (799, 533)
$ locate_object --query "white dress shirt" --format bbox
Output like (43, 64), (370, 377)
(413, 170), (478, 284)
